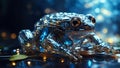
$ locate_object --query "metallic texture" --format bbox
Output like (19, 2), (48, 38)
(18, 12), (112, 60)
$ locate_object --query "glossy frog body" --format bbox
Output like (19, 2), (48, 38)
(18, 12), (111, 60)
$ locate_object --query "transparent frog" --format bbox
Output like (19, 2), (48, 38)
(18, 12), (112, 61)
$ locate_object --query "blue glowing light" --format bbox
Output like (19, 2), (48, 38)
(63, 35), (72, 46)
(64, 39), (72, 46)
(95, 8), (100, 13)
(40, 27), (48, 41)
(39, 46), (45, 52)
(88, 60), (92, 67)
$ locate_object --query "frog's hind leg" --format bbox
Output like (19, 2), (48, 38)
(86, 33), (112, 54)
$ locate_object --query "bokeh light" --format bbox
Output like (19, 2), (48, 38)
(0, 0), (120, 68)
(1, 32), (7, 38)
(10, 33), (17, 39)
(11, 62), (16, 66)
(0, 0), (120, 55)
(16, 48), (20, 55)
(26, 43), (31, 47)
(27, 61), (32, 66)
(60, 58), (65, 63)
(102, 28), (108, 34)
(43, 55), (47, 62)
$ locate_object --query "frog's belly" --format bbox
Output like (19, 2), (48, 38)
(66, 30), (94, 37)
(66, 30), (93, 43)
(65, 30), (95, 50)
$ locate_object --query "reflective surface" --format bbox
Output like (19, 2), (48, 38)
(18, 12), (112, 61)
(0, 54), (120, 68)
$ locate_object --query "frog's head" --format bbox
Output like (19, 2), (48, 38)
(60, 14), (96, 31)
(70, 14), (96, 31)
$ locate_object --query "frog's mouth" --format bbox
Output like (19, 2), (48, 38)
(67, 29), (94, 34)
(69, 26), (94, 31)
(79, 25), (94, 31)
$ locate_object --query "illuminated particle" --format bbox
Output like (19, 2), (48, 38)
(60, 58), (64, 63)
(43, 56), (47, 60)
(100, 0), (106, 3)
(45, 8), (51, 14)
(11, 33), (17, 39)
(101, 8), (111, 16)
(11, 62), (16, 66)
(118, 58), (120, 63)
(107, 38), (113, 44)
(93, 0), (99, 4)
(26, 43), (31, 47)
(43, 55), (47, 62)
(88, 60), (92, 67)
(27, 61), (31, 66)
(95, 8), (100, 13)
(84, 3), (93, 8)
(1, 32), (7, 38)
(96, 15), (104, 22)
(102, 28), (108, 34)
(16, 49), (20, 55)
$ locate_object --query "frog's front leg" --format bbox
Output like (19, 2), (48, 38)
(18, 29), (39, 54)
(40, 28), (79, 61)
(86, 33), (111, 54)
(46, 36), (78, 60)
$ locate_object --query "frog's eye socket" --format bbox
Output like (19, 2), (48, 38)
(91, 17), (96, 24)
(70, 17), (81, 27)
(87, 15), (96, 24)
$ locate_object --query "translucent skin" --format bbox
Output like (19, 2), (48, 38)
(18, 12), (111, 60)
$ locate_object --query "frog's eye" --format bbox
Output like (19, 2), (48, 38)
(70, 17), (81, 27)
(87, 14), (96, 24)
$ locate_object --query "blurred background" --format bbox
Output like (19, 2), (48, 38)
(0, 0), (120, 55)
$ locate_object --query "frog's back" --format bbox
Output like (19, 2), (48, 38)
(34, 12), (85, 29)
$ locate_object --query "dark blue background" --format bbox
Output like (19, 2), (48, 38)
(0, 0), (120, 55)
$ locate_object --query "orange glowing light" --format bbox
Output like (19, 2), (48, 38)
(1, 32), (7, 38)
(11, 62), (16, 66)
(11, 33), (17, 39)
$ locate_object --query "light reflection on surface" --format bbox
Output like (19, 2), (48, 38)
(43, 55), (47, 62)
(27, 61), (31, 66)
(60, 58), (64, 63)
(88, 60), (92, 67)
(11, 62), (16, 66)
(117, 58), (120, 63)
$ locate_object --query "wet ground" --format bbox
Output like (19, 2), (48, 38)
(0, 54), (120, 68)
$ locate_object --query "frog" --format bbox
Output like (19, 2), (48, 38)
(18, 12), (111, 60)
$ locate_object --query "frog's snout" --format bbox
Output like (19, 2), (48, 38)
(70, 17), (81, 27)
